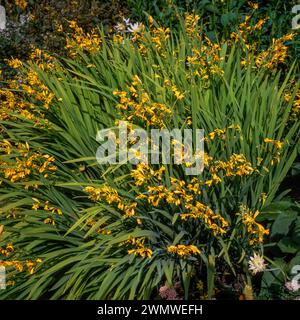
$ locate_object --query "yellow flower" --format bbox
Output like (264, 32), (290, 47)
(131, 164), (165, 186)
(186, 117), (192, 125)
(240, 206), (269, 245)
(56, 24), (63, 32)
(248, 1), (259, 10)
(164, 79), (172, 86)
(181, 202), (228, 236)
(0, 260), (23, 272)
(171, 85), (184, 100)
(148, 15), (154, 25)
(184, 13), (200, 36)
(128, 247), (153, 258)
(208, 128), (226, 140)
(123, 202), (137, 217)
(65, 21), (101, 57)
(264, 138), (284, 150)
(68, 20), (77, 29)
(248, 2), (259, 10)
(44, 218), (55, 225)
(0, 243), (14, 257)
(84, 185), (137, 218)
(113, 78), (172, 127)
(0, 140), (13, 154)
(7, 58), (23, 69)
(167, 244), (201, 257)
(15, 0), (28, 10)
(255, 34), (294, 69)
(254, 18), (268, 31)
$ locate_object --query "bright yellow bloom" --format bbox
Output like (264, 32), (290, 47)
(127, 237), (153, 258)
(15, 0), (28, 10)
(167, 244), (200, 257)
(84, 185), (137, 218)
(184, 13), (200, 36)
(208, 128), (226, 140)
(131, 164), (165, 186)
(0, 260), (23, 272)
(254, 18), (268, 31)
(0, 243), (14, 257)
(264, 138), (284, 150)
(65, 21), (101, 57)
(241, 206), (269, 245)
(171, 85), (185, 100)
(6, 58), (23, 69)
(113, 79), (172, 127)
(181, 202), (229, 236)
(128, 247), (153, 258)
(44, 218), (55, 225)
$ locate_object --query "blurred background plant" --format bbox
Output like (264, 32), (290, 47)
(1, 1), (300, 61)
(0, 0), (127, 63)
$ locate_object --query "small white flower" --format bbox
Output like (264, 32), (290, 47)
(123, 18), (130, 25)
(285, 281), (300, 292)
(127, 22), (143, 33)
(248, 253), (267, 275)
